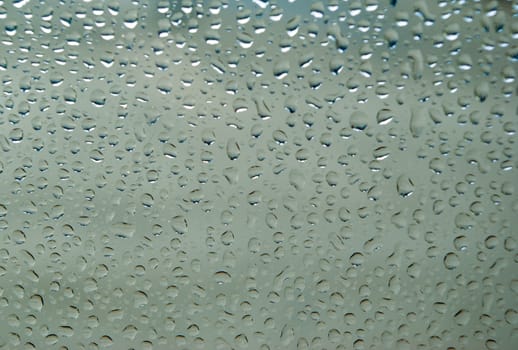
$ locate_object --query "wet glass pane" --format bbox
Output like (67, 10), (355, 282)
(0, 0), (517, 349)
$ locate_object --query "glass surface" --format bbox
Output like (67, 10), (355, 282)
(0, 0), (517, 349)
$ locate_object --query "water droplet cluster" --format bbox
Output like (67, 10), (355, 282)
(0, 0), (516, 349)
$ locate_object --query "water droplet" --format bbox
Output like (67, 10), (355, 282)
(396, 175), (415, 197)
(214, 270), (232, 284)
(350, 111), (369, 131)
(444, 252), (460, 270)
(171, 215), (188, 235)
(455, 212), (475, 230)
(89, 89), (106, 107)
(111, 222), (135, 239)
(273, 59), (290, 79)
(29, 294), (43, 311)
(409, 107), (427, 138)
(454, 309), (471, 326)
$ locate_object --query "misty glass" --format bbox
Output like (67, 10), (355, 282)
(0, 0), (517, 349)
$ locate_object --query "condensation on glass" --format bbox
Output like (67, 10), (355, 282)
(0, 0), (517, 349)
